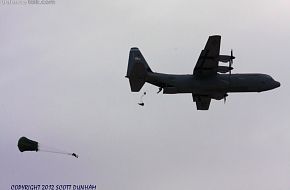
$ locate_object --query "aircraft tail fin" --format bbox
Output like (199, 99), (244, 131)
(126, 47), (152, 92)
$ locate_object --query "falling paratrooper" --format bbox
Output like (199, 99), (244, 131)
(17, 136), (78, 158)
(138, 92), (146, 106)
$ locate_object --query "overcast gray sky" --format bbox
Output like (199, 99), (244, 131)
(0, 0), (290, 189)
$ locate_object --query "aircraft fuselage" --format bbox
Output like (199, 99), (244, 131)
(146, 72), (280, 100)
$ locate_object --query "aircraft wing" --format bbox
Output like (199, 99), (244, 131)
(193, 35), (221, 77)
(194, 95), (211, 110)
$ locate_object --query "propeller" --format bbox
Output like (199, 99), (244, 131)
(224, 50), (234, 105)
(229, 49), (235, 75)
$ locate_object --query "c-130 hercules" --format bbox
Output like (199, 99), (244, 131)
(126, 35), (280, 110)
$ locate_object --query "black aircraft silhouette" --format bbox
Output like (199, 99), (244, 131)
(126, 35), (280, 110)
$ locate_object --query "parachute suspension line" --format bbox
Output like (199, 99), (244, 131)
(39, 150), (78, 158)
(138, 92), (146, 106)
(38, 143), (78, 158)
(38, 143), (70, 154)
(39, 149), (72, 155)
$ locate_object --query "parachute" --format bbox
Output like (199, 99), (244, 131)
(17, 136), (78, 158)
(18, 137), (38, 152)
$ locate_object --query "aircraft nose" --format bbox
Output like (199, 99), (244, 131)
(270, 80), (280, 90)
(264, 80), (280, 91)
(275, 81), (281, 88)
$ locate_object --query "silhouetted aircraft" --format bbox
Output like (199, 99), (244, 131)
(126, 35), (280, 110)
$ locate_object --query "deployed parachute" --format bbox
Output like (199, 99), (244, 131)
(17, 136), (78, 158)
(18, 137), (38, 152)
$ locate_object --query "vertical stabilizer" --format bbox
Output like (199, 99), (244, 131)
(126, 48), (152, 92)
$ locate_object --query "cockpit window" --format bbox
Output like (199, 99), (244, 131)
(264, 75), (273, 80)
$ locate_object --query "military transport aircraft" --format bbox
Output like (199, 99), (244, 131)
(126, 35), (280, 110)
